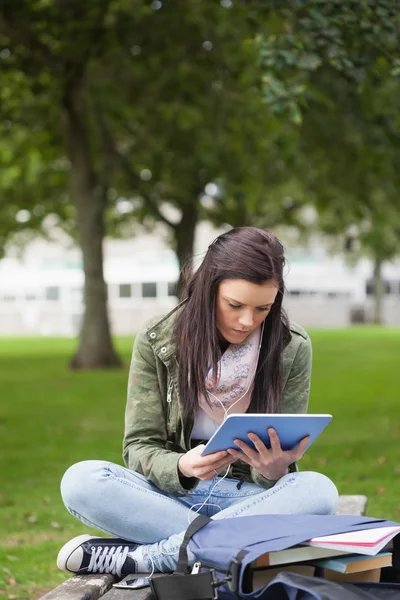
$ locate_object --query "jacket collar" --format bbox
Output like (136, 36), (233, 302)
(146, 301), (184, 364)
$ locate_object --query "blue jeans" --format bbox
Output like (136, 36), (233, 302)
(60, 460), (338, 572)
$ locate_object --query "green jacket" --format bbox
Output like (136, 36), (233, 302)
(123, 303), (312, 497)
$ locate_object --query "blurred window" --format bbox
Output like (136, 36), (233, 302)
(350, 306), (367, 324)
(45, 286), (60, 301)
(119, 284), (132, 298)
(168, 281), (177, 297)
(142, 282), (157, 298)
(1, 294), (16, 302)
(365, 280), (390, 295)
(389, 280), (399, 295)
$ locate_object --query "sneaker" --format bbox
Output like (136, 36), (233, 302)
(57, 534), (139, 576)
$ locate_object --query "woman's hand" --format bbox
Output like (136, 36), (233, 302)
(227, 428), (310, 481)
(178, 445), (236, 480)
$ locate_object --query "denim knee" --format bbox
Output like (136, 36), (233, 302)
(297, 471), (339, 514)
(60, 459), (107, 513)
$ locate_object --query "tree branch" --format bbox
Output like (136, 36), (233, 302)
(105, 130), (176, 230)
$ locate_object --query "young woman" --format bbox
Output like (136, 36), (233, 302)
(57, 227), (338, 577)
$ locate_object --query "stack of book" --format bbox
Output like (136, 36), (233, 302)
(252, 524), (400, 587)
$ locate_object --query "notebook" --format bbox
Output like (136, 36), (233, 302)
(254, 544), (350, 568)
(305, 526), (400, 556)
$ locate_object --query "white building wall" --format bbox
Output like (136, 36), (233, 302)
(0, 224), (399, 336)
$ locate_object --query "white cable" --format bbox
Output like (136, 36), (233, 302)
(187, 463), (231, 524)
(142, 322), (266, 576)
(206, 320), (264, 422)
(186, 322), (265, 525)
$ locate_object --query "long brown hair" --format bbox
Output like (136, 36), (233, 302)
(174, 227), (291, 418)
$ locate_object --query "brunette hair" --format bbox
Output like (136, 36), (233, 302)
(174, 227), (291, 418)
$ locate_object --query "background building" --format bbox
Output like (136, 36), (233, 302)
(0, 223), (399, 336)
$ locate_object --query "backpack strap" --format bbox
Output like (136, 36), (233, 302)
(226, 548), (250, 593)
(175, 514), (212, 574)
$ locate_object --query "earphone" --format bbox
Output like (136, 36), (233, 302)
(186, 321), (265, 523)
(206, 320), (264, 422)
(143, 323), (266, 576)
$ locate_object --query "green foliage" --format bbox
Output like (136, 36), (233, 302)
(2, 0), (303, 261)
(259, 0), (400, 119)
(0, 13), (76, 255)
(98, 1), (310, 243)
(1, 0), (399, 271)
(298, 64), (400, 269)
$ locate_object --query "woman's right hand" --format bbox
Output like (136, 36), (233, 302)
(178, 445), (236, 480)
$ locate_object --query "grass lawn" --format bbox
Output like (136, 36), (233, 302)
(1, 328), (400, 599)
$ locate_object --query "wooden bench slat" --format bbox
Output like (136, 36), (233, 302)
(101, 574), (163, 600)
(336, 494), (368, 516)
(40, 574), (117, 600)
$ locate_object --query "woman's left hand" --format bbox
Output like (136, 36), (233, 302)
(227, 428), (310, 481)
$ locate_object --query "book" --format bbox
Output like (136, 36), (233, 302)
(254, 544), (351, 568)
(304, 526), (400, 556)
(310, 551), (392, 574)
(253, 565), (315, 588)
(252, 564), (381, 587)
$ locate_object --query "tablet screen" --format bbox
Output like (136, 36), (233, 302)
(201, 414), (332, 456)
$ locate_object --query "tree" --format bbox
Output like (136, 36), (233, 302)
(97, 0), (268, 278)
(0, 72), (69, 257)
(298, 67), (400, 324)
(98, 1), (308, 290)
(107, 0), (400, 285)
(2, 0), (297, 349)
(0, 2), (128, 368)
(254, 0), (400, 323)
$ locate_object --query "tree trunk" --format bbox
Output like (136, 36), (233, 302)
(372, 254), (385, 325)
(174, 202), (199, 298)
(63, 87), (122, 369)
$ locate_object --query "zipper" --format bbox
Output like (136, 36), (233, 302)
(166, 379), (174, 427)
(167, 379), (174, 404)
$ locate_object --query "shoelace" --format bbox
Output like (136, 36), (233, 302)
(87, 545), (130, 577)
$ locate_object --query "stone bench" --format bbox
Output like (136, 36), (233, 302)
(40, 494), (368, 600)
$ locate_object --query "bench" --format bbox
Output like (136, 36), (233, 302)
(40, 494), (368, 600)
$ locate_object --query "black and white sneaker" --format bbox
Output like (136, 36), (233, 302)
(57, 534), (139, 576)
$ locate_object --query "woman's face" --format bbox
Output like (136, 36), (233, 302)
(215, 279), (279, 345)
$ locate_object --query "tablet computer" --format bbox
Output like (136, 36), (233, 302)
(200, 413), (332, 456)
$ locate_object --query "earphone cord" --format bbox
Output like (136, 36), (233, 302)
(187, 321), (265, 521)
(207, 320), (264, 422)
(144, 465), (230, 579)
(146, 322), (265, 577)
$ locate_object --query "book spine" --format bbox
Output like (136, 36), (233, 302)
(254, 555), (271, 568)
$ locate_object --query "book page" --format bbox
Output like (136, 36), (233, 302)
(309, 526), (400, 546)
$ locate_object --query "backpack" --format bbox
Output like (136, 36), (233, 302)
(149, 514), (400, 600)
